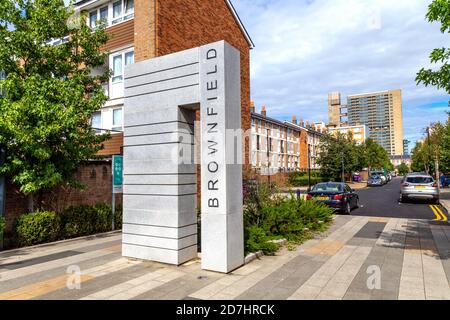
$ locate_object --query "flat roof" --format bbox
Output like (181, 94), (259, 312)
(348, 89), (401, 98)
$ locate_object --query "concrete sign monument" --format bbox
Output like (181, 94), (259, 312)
(122, 41), (244, 273)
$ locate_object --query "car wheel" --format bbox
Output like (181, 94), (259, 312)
(400, 194), (406, 203)
(345, 202), (351, 215)
(354, 197), (360, 209)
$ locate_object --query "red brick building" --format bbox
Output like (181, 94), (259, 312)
(3, 0), (253, 230)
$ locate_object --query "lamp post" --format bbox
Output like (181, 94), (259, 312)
(341, 151), (345, 183)
(267, 128), (271, 188)
(307, 144), (311, 192)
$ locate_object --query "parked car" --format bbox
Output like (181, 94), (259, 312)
(400, 173), (439, 203)
(370, 171), (387, 184)
(368, 175), (383, 187)
(306, 182), (359, 214)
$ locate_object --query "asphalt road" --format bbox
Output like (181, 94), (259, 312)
(351, 177), (449, 220)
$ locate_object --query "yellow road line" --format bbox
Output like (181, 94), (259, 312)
(434, 205), (448, 222)
(430, 205), (441, 221)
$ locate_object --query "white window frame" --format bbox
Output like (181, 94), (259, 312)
(88, 0), (134, 28)
(109, 47), (134, 99)
(112, 107), (124, 131)
(91, 110), (103, 133)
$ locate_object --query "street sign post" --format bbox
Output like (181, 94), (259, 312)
(112, 155), (123, 231)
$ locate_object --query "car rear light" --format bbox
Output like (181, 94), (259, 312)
(402, 183), (410, 187)
(333, 194), (344, 200)
(306, 194), (312, 200)
(432, 182), (437, 187)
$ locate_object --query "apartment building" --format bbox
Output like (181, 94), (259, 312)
(250, 105), (324, 174)
(74, 0), (254, 161)
(251, 107), (301, 175)
(328, 125), (369, 145)
(328, 90), (404, 156)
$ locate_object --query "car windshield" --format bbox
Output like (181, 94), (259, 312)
(406, 177), (433, 184)
(370, 175), (380, 179)
(313, 183), (343, 192)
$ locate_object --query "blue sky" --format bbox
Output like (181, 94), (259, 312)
(232, 0), (450, 151)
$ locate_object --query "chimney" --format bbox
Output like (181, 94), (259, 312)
(306, 121), (310, 128)
(300, 118), (305, 127)
(261, 105), (267, 117)
(250, 101), (255, 113)
(292, 115), (297, 125)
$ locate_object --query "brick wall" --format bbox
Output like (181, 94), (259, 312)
(4, 162), (122, 232)
(155, 0), (252, 167)
(134, 0), (157, 61)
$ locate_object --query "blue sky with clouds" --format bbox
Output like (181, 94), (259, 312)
(232, 0), (450, 150)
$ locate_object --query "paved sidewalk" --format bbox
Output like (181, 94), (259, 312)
(441, 188), (450, 214)
(1, 215), (450, 300)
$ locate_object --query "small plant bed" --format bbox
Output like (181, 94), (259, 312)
(244, 184), (334, 256)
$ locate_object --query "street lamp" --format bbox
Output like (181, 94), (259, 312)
(307, 144), (311, 192)
(267, 128), (271, 188)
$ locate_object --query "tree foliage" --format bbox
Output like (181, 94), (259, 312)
(416, 0), (450, 93)
(411, 114), (450, 174)
(318, 134), (392, 181)
(317, 132), (359, 181)
(0, 0), (110, 206)
(397, 162), (410, 176)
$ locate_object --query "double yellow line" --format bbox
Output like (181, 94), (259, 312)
(430, 205), (448, 222)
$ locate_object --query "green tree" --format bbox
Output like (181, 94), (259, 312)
(0, 0), (110, 211)
(359, 138), (391, 171)
(411, 141), (429, 173)
(397, 162), (410, 176)
(317, 132), (358, 181)
(416, 0), (450, 93)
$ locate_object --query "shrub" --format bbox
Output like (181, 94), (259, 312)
(14, 211), (60, 246)
(288, 172), (329, 187)
(60, 205), (98, 238)
(0, 216), (5, 235)
(244, 226), (279, 255)
(60, 203), (122, 238)
(243, 184), (333, 253)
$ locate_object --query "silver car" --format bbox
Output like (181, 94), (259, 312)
(400, 173), (439, 203)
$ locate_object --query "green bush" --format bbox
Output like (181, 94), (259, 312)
(288, 172), (329, 187)
(60, 203), (122, 238)
(0, 216), (5, 235)
(245, 226), (279, 255)
(60, 205), (98, 238)
(14, 211), (60, 246)
(243, 185), (333, 254)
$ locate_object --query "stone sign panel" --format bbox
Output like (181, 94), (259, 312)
(122, 41), (244, 273)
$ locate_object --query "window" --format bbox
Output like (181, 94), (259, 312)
(112, 108), (123, 131)
(112, 0), (134, 25)
(89, 11), (97, 28)
(110, 49), (134, 99)
(91, 111), (102, 133)
(89, 1), (134, 28)
(89, 6), (108, 28)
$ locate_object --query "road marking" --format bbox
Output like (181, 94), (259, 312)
(430, 205), (442, 221)
(434, 205), (448, 222)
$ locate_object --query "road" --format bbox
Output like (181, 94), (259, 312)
(352, 177), (449, 220)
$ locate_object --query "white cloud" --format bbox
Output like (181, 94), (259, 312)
(233, 0), (450, 146)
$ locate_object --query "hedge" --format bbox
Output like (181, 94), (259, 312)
(0, 216), (4, 235)
(10, 204), (123, 248)
(288, 172), (329, 187)
(14, 211), (61, 246)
